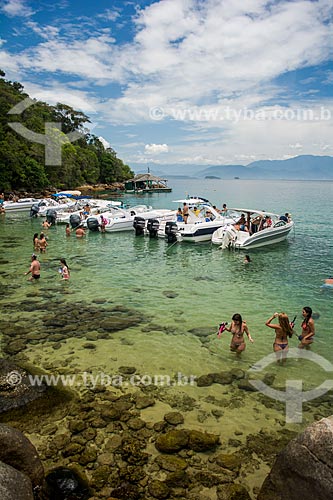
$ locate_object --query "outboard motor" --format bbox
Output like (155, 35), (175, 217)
(30, 204), (40, 218)
(146, 218), (159, 238)
(46, 208), (57, 225)
(165, 221), (178, 243)
(133, 216), (146, 236)
(69, 213), (81, 229)
(86, 217), (100, 232)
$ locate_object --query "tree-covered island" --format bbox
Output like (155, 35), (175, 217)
(0, 70), (134, 194)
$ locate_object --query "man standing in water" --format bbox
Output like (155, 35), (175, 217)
(24, 254), (41, 281)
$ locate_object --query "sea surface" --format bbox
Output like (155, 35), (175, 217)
(1, 178), (333, 495)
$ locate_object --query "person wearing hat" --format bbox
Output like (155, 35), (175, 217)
(24, 254), (41, 281)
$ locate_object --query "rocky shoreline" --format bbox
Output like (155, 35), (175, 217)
(0, 358), (287, 500)
(2, 183), (126, 201)
(2, 356), (333, 499)
(1, 294), (333, 498)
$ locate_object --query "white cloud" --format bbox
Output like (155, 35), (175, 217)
(1, 0), (34, 17)
(145, 143), (169, 154)
(1, 0), (332, 164)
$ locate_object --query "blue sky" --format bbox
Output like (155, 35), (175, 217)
(0, 0), (332, 172)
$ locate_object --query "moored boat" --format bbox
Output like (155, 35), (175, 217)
(211, 209), (294, 249)
(3, 198), (40, 211)
(157, 198), (235, 243)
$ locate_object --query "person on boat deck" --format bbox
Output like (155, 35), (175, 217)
(265, 312), (294, 364)
(225, 313), (253, 354)
(221, 203), (228, 216)
(81, 204), (91, 218)
(251, 215), (262, 233)
(298, 306), (315, 349)
(193, 206), (201, 217)
(237, 214), (246, 230)
(279, 212), (290, 223)
(182, 203), (189, 224)
(176, 208), (184, 222)
(205, 210), (214, 221)
(213, 205), (221, 214)
(262, 215), (272, 229)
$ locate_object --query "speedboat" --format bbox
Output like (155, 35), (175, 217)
(55, 199), (123, 224)
(3, 198), (40, 211)
(29, 197), (77, 217)
(85, 205), (164, 232)
(211, 209), (294, 249)
(157, 198), (235, 243)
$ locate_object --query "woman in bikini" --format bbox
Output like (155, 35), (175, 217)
(39, 232), (48, 253)
(33, 233), (39, 251)
(265, 312), (294, 363)
(298, 306), (315, 349)
(226, 313), (253, 354)
(59, 258), (70, 280)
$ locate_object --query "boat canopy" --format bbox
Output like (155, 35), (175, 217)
(53, 193), (91, 200)
(173, 198), (210, 205)
(228, 208), (279, 217)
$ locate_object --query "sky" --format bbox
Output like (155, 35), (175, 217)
(0, 0), (332, 172)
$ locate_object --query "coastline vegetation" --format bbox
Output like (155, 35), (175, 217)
(0, 69), (134, 193)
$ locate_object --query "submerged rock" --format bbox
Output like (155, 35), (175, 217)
(258, 416), (333, 500)
(0, 424), (44, 490)
(45, 467), (90, 500)
(0, 360), (46, 414)
(0, 461), (34, 500)
(155, 430), (189, 453)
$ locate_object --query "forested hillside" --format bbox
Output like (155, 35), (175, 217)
(0, 70), (133, 192)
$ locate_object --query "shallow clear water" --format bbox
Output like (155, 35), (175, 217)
(1, 179), (333, 493)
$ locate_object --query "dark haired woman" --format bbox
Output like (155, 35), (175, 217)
(265, 312), (294, 363)
(225, 313), (253, 354)
(59, 258), (70, 280)
(33, 233), (39, 251)
(298, 306), (315, 349)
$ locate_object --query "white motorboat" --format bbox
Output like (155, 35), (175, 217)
(104, 208), (175, 233)
(55, 199), (123, 225)
(211, 209), (294, 249)
(157, 198), (235, 243)
(85, 205), (161, 232)
(3, 197), (40, 211)
(29, 197), (77, 217)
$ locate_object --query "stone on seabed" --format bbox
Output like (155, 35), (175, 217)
(258, 416), (333, 500)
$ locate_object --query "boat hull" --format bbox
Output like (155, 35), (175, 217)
(212, 221), (294, 249)
(3, 199), (40, 211)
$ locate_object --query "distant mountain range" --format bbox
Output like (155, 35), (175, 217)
(135, 155), (333, 180)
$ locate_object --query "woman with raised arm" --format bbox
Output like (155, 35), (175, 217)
(265, 312), (294, 363)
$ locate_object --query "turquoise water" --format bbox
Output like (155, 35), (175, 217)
(1, 179), (333, 493)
